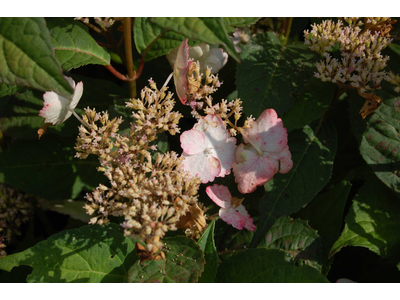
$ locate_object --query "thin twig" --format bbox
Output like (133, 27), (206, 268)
(124, 17), (137, 98)
(104, 64), (130, 81)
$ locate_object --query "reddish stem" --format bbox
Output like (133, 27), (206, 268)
(104, 64), (129, 81)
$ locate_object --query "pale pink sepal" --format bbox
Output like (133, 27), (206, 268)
(206, 184), (256, 231)
(233, 108), (293, 194)
(39, 77), (83, 125)
(180, 115), (237, 183)
(173, 39), (192, 105)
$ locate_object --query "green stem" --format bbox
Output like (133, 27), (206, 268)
(68, 107), (90, 129)
(283, 17), (293, 46)
(124, 17), (137, 98)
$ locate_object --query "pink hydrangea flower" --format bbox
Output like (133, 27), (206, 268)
(206, 184), (255, 231)
(232, 109), (293, 194)
(39, 76), (83, 125)
(180, 114), (237, 183)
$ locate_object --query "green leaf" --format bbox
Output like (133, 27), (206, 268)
(282, 78), (335, 132)
(259, 216), (319, 251)
(330, 176), (400, 258)
(46, 18), (110, 71)
(349, 89), (400, 195)
(259, 216), (323, 271)
(127, 236), (205, 283)
(296, 172), (353, 255)
(236, 32), (321, 117)
(251, 121), (337, 248)
(223, 17), (261, 32)
(0, 83), (26, 98)
(197, 220), (218, 283)
(214, 248), (329, 282)
(0, 223), (138, 283)
(151, 17), (240, 62)
(133, 17), (187, 62)
(0, 136), (105, 200)
(0, 17), (73, 98)
(223, 17), (261, 27)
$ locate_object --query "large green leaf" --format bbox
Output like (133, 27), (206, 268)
(0, 136), (105, 200)
(236, 32), (321, 117)
(296, 172), (353, 254)
(223, 17), (261, 32)
(133, 17), (187, 62)
(0, 17), (73, 98)
(330, 177), (400, 259)
(282, 78), (335, 132)
(151, 17), (240, 62)
(127, 236), (205, 283)
(197, 220), (218, 283)
(0, 223), (138, 283)
(259, 216), (319, 251)
(258, 216), (322, 271)
(46, 18), (110, 71)
(349, 89), (400, 195)
(0, 83), (26, 98)
(223, 17), (261, 27)
(293, 172), (353, 274)
(214, 248), (329, 283)
(251, 121), (337, 247)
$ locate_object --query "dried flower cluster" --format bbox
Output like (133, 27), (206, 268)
(75, 81), (203, 252)
(0, 184), (33, 257)
(304, 18), (394, 93)
(386, 71), (400, 93)
(75, 17), (115, 30)
(304, 17), (399, 118)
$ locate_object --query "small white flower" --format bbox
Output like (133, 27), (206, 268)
(39, 76), (83, 125)
(167, 42), (228, 74)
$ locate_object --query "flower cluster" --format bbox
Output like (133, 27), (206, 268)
(75, 81), (203, 252)
(0, 184), (33, 257)
(75, 17), (116, 30)
(304, 17), (400, 118)
(305, 18), (394, 93)
(166, 39), (225, 117)
(166, 39), (293, 231)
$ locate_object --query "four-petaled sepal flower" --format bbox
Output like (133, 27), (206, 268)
(180, 114), (237, 183)
(39, 76), (83, 125)
(206, 184), (255, 231)
(233, 109), (293, 194)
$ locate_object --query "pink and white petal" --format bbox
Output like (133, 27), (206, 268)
(219, 208), (246, 230)
(272, 145), (293, 174)
(180, 129), (206, 155)
(205, 184), (232, 209)
(233, 144), (277, 194)
(236, 205), (256, 231)
(70, 81), (83, 109)
(195, 115), (228, 149)
(174, 69), (189, 105)
(181, 152), (221, 183)
(256, 109), (288, 153)
(40, 92), (71, 125)
(64, 76), (76, 89)
(212, 136), (237, 177)
(174, 39), (192, 105)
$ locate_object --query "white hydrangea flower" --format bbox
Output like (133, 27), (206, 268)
(167, 42), (228, 74)
(39, 76), (83, 125)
